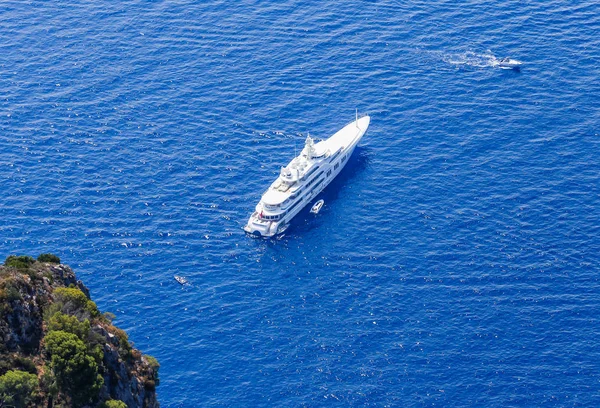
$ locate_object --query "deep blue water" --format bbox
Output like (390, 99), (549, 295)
(2, 1), (600, 406)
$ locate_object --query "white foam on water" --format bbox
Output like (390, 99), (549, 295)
(443, 51), (499, 68)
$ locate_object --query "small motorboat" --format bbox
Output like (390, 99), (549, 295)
(174, 275), (188, 285)
(310, 199), (324, 214)
(497, 57), (522, 70)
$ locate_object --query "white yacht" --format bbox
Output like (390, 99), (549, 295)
(244, 115), (370, 237)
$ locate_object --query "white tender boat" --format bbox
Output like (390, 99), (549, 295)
(497, 57), (522, 69)
(310, 199), (324, 214)
(244, 115), (370, 237)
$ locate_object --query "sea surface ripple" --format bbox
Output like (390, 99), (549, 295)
(1, 1), (600, 406)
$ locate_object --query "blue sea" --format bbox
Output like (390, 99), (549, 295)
(2, 1), (600, 406)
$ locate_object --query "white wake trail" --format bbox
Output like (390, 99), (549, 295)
(443, 51), (499, 68)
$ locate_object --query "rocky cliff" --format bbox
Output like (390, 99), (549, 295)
(0, 255), (159, 408)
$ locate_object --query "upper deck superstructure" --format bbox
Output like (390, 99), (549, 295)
(244, 115), (370, 237)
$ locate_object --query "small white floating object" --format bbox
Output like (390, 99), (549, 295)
(174, 275), (188, 285)
(310, 199), (324, 214)
(497, 57), (522, 70)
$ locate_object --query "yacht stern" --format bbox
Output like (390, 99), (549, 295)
(243, 213), (285, 237)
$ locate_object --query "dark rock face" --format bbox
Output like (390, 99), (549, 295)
(97, 335), (159, 407)
(100, 344), (154, 407)
(49, 264), (91, 298)
(4, 295), (43, 353)
(0, 273), (46, 354)
(0, 262), (160, 407)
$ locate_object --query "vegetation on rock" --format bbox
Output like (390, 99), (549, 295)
(37, 253), (61, 264)
(4, 256), (35, 271)
(44, 330), (104, 406)
(48, 286), (101, 320)
(48, 312), (91, 342)
(0, 370), (38, 408)
(101, 400), (128, 408)
(0, 254), (159, 407)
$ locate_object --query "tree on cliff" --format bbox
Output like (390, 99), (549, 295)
(44, 330), (103, 407)
(48, 312), (91, 342)
(0, 370), (38, 408)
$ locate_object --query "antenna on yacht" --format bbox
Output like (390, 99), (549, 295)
(355, 108), (359, 128)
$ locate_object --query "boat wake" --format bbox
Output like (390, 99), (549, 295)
(443, 51), (500, 69)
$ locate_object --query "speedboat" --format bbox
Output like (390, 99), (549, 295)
(174, 275), (188, 285)
(497, 57), (522, 70)
(244, 114), (370, 237)
(310, 199), (324, 214)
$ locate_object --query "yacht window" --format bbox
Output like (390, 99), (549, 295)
(326, 169), (332, 177)
(305, 171), (323, 188)
(308, 178), (324, 195)
(334, 163), (339, 170)
(287, 198), (302, 212)
(303, 166), (319, 180)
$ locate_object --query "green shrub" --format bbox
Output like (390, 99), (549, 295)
(103, 311), (116, 323)
(111, 327), (132, 360)
(144, 354), (160, 386)
(4, 285), (22, 302)
(48, 312), (90, 342)
(0, 282), (21, 315)
(4, 255), (35, 271)
(101, 400), (128, 408)
(0, 370), (39, 408)
(53, 287), (89, 309)
(37, 253), (61, 264)
(145, 355), (159, 370)
(44, 330), (103, 406)
(52, 287), (99, 318)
